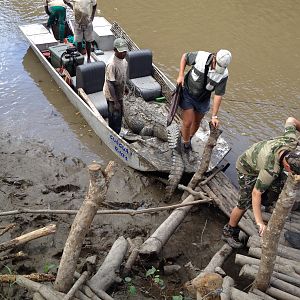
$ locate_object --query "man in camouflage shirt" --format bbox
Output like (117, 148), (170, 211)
(222, 117), (300, 248)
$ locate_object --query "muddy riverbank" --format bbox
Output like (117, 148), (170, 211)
(0, 134), (228, 299)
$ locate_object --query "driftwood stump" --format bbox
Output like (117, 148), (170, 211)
(54, 162), (115, 293)
(253, 174), (300, 291)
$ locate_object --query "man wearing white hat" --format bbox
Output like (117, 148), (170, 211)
(176, 49), (232, 153)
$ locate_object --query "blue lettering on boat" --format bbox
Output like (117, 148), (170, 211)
(110, 134), (130, 161)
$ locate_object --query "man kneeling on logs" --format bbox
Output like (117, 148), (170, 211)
(222, 117), (300, 248)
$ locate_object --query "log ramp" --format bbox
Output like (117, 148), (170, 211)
(2, 126), (300, 299)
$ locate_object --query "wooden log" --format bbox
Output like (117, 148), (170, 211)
(78, 286), (102, 300)
(249, 264), (300, 287)
(230, 287), (261, 300)
(89, 236), (128, 292)
(266, 287), (300, 300)
(122, 247), (139, 277)
(253, 174), (300, 291)
(251, 288), (276, 300)
(0, 251), (27, 262)
(181, 122), (222, 200)
(54, 163), (114, 292)
(0, 273), (55, 283)
(74, 272), (114, 300)
(33, 293), (46, 300)
(247, 236), (300, 261)
(0, 224), (56, 253)
(64, 271), (88, 300)
(235, 254), (298, 277)
(75, 290), (90, 300)
(139, 193), (199, 256)
(200, 184), (257, 237)
(15, 276), (68, 300)
(240, 264), (300, 298)
(0, 223), (16, 236)
(193, 244), (232, 282)
(220, 276), (234, 300)
(248, 247), (300, 274)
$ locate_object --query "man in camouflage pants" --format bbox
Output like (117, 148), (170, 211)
(222, 117), (300, 248)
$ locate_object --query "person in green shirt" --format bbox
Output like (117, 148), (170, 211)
(222, 117), (300, 248)
(44, 0), (67, 43)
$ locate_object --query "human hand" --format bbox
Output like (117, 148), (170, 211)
(257, 222), (266, 236)
(211, 117), (220, 128)
(176, 75), (184, 86)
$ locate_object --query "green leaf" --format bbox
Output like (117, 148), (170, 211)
(146, 266), (156, 277)
(124, 277), (132, 283)
(129, 285), (137, 295)
(43, 263), (56, 273)
(154, 277), (160, 283)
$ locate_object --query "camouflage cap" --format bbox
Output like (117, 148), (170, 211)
(286, 150), (300, 174)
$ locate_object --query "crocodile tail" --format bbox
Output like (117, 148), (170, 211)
(165, 124), (184, 200)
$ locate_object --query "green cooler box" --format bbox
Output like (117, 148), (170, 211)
(49, 44), (84, 76)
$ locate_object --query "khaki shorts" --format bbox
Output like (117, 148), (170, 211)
(74, 22), (94, 42)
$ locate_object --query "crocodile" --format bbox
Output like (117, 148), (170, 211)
(123, 93), (184, 199)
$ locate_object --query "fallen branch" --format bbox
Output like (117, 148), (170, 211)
(0, 224), (56, 253)
(74, 271), (114, 300)
(64, 271), (89, 300)
(177, 184), (210, 198)
(0, 251), (27, 262)
(0, 198), (212, 217)
(16, 275), (70, 300)
(0, 273), (55, 283)
(0, 223), (16, 236)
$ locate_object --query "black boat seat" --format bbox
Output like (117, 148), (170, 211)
(126, 49), (161, 101)
(76, 61), (108, 118)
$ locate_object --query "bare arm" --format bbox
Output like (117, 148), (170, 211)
(176, 53), (187, 86)
(252, 187), (266, 236)
(211, 95), (222, 127)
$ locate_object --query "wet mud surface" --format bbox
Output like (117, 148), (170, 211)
(0, 134), (228, 299)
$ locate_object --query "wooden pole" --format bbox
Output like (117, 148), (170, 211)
(54, 163), (114, 293)
(253, 174), (300, 291)
(0, 224), (56, 253)
(181, 122), (222, 200)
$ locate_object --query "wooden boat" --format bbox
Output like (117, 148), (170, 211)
(19, 17), (230, 173)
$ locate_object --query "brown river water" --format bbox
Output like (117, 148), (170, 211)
(0, 0), (300, 183)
